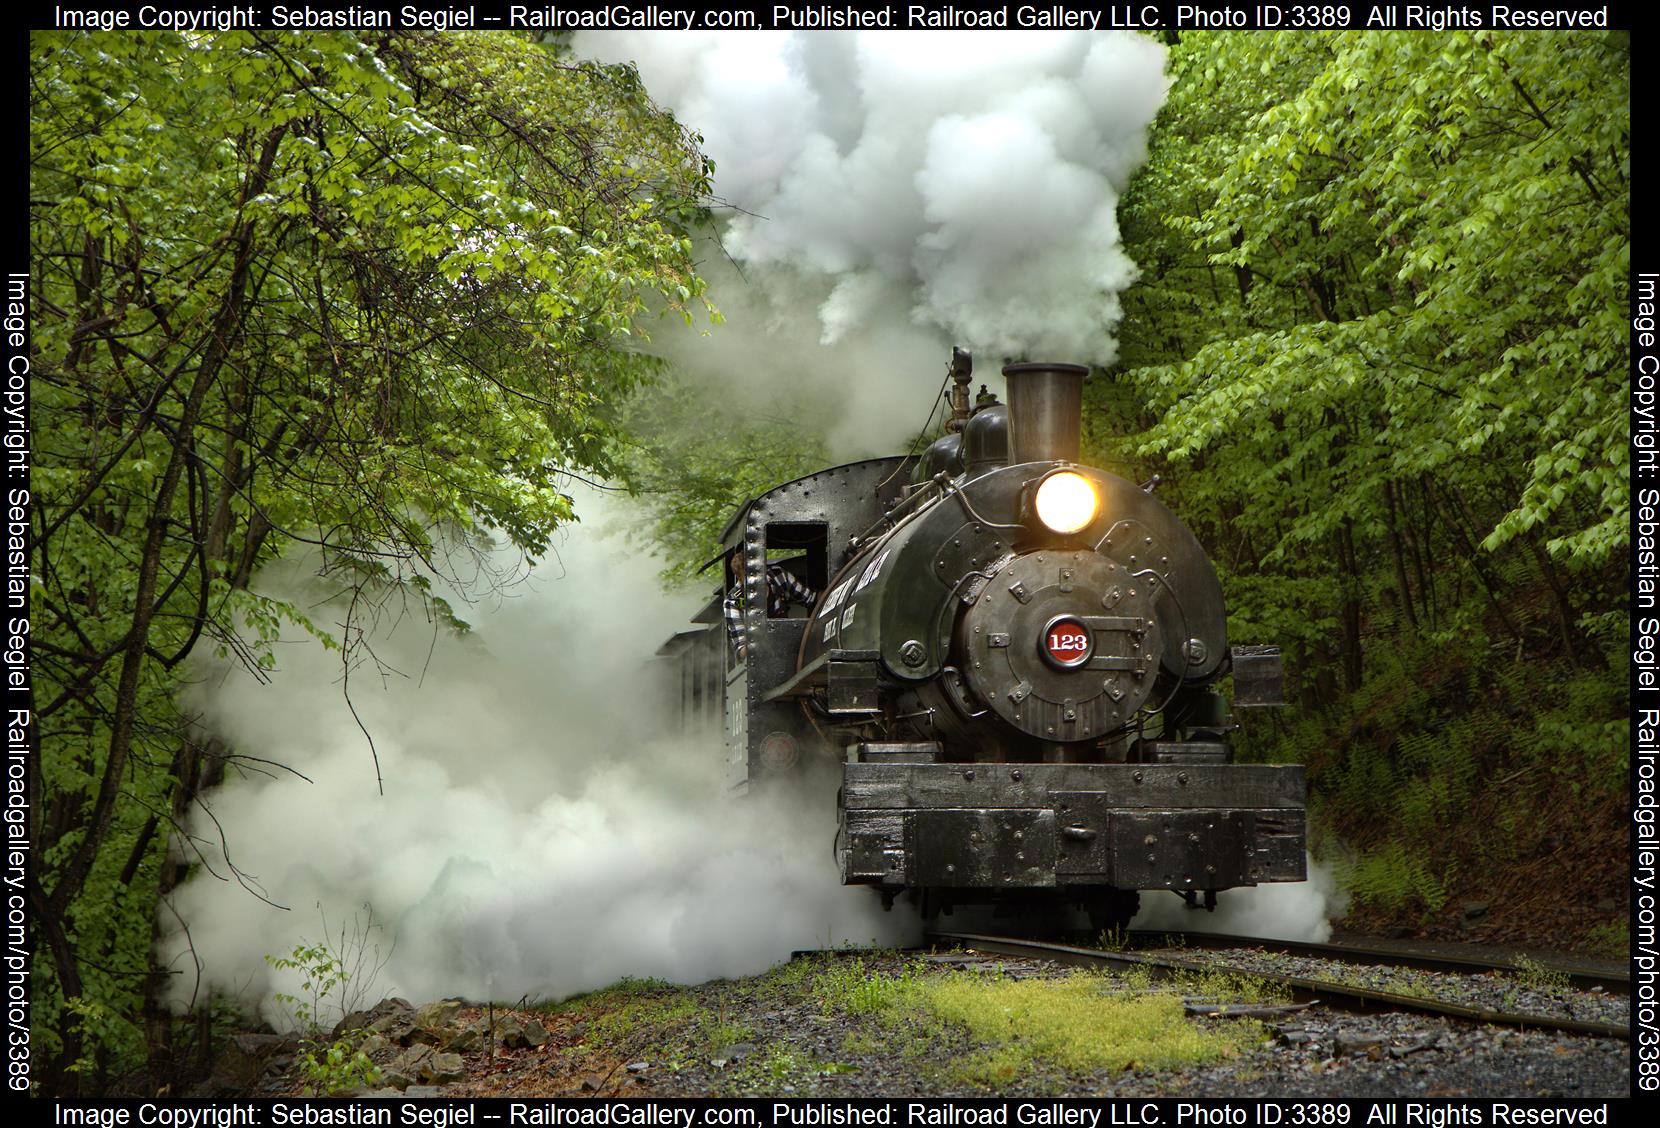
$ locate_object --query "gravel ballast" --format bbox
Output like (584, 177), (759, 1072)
(471, 948), (1629, 1099)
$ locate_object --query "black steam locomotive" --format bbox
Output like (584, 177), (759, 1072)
(657, 351), (1305, 930)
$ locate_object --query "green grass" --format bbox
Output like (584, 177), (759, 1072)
(811, 956), (926, 1015)
(1581, 921), (1627, 957)
(539, 976), (677, 1015)
(919, 975), (1262, 1087)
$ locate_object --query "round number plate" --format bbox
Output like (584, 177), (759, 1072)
(1042, 615), (1094, 669)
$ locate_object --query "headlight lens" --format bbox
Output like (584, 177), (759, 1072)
(1033, 471), (1098, 535)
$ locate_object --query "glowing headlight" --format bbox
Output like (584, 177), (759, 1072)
(1033, 471), (1098, 535)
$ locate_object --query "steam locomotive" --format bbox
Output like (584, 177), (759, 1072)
(657, 351), (1305, 930)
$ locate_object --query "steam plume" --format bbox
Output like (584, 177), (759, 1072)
(162, 492), (908, 1024)
(578, 30), (1171, 455)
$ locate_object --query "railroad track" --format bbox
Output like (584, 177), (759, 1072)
(926, 930), (1631, 1041)
(1125, 929), (1630, 993)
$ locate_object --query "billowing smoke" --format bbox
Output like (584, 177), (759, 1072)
(577, 30), (1170, 456)
(643, 255), (953, 459)
(162, 491), (909, 1025)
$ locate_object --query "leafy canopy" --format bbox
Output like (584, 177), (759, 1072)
(29, 29), (710, 1090)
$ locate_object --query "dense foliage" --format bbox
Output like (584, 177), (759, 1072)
(30, 30), (709, 1092)
(1100, 31), (1628, 930)
(619, 374), (833, 584)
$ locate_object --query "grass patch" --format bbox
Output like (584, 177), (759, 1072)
(725, 953), (822, 1010)
(811, 955), (926, 1016)
(918, 975), (1260, 1087)
(1511, 956), (1571, 995)
(1167, 968), (1288, 1007)
(742, 1044), (813, 1086)
(545, 978), (748, 1074)
(839, 1031), (883, 1056)
(1581, 921), (1627, 957)
(719, 1044), (866, 1095)
(1377, 974), (1430, 1000)
(539, 977), (678, 1015)
(591, 995), (696, 1037)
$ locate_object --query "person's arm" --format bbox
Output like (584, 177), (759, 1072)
(769, 567), (818, 609)
(723, 592), (746, 660)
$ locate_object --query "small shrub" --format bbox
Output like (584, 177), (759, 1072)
(293, 1038), (381, 1097)
(1337, 842), (1449, 917)
(1581, 921), (1626, 956)
(262, 909), (390, 1095)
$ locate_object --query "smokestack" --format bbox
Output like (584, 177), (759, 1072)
(1002, 362), (1087, 464)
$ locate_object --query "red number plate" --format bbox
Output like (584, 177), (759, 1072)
(1044, 618), (1092, 668)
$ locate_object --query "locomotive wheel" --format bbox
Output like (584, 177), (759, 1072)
(1088, 888), (1141, 939)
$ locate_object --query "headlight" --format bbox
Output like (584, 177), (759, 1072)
(1033, 471), (1098, 535)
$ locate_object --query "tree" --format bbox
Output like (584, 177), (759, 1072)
(1106, 30), (1628, 678)
(1100, 30), (1628, 929)
(30, 29), (710, 1091)
(618, 374), (834, 585)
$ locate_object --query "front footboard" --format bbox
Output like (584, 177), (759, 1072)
(838, 762), (1306, 893)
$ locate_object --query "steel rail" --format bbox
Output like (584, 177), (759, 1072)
(1126, 929), (1630, 994)
(928, 931), (1631, 1042)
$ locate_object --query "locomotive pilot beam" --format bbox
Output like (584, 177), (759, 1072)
(838, 762), (1305, 895)
(665, 351), (1306, 930)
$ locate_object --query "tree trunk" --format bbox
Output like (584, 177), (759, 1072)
(1383, 479), (1419, 631)
(1338, 521), (1363, 691)
(1436, 481), (1522, 646)
(1524, 533), (1586, 667)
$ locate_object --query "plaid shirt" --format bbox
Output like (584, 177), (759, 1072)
(725, 566), (817, 656)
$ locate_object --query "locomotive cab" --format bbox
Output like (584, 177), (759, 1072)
(712, 459), (909, 791)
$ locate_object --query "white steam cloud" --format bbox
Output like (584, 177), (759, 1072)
(162, 493), (909, 1024)
(582, 31), (1166, 361)
(1130, 859), (1345, 943)
(578, 30), (1170, 456)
